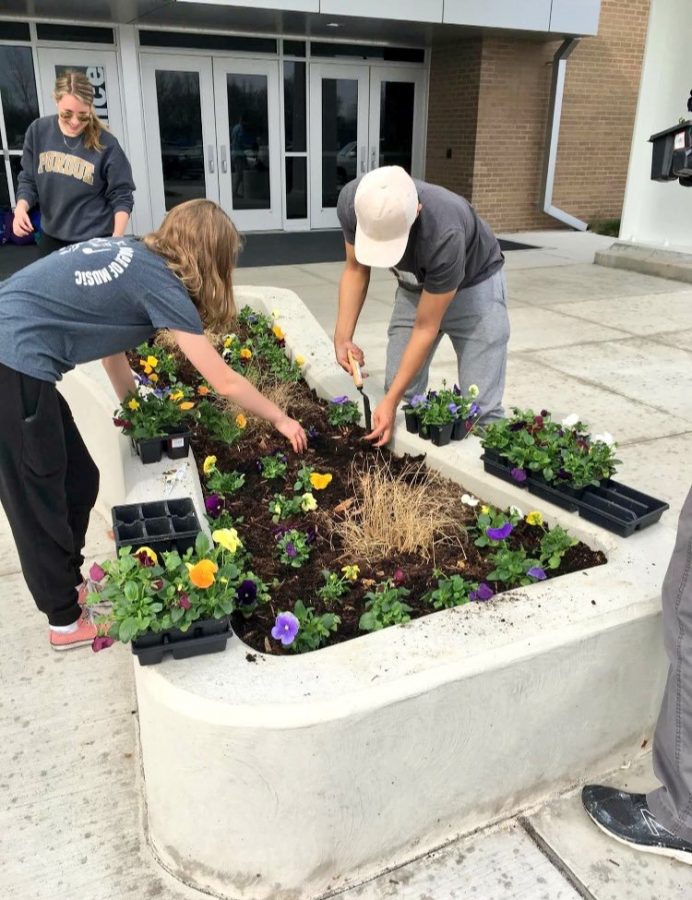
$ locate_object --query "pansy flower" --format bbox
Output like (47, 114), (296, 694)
(204, 493), (223, 519)
(92, 636), (115, 653)
(235, 414), (247, 429)
(271, 612), (299, 647)
(236, 579), (257, 606)
(240, 348), (252, 361)
(527, 566), (547, 581)
(179, 401), (195, 411)
(341, 564), (360, 581)
(295, 355), (306, 366)
(169, 390), (184, 402)
(526, 511), (544, 526)
(310, 472), (332, 490)
(203, 455), (217, 475)
(300, 493), (317, 512)
(186, 559), (218, 589)
(197, 385), (210, 396)
(468, 384), (480, 398)
(510, 467), (527, 483)
(272, 324), (285, 340)
(127, 398), (140, 411)
(212, 528), (242, 554)
(486, 522), (513, 541)
(89, 562), (106, 583)
(178, 591), (191, 609)
(134, 546), (157, 567)
(331, 395), (349, 405)
(470, 583), (494, 602)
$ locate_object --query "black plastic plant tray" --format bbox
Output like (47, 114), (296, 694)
(112, 498), (200, 557)
(527, 474), (581, 513)
(131, 622), (231, 666)
(576, 481), (669, 537)
(481, 453), (528, 489)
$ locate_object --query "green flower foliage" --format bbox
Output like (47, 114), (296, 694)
(359, 579), (412, 631)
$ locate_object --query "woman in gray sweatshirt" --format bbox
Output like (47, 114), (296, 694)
(12, 70), (135, 255)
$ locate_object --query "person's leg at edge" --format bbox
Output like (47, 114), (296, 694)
(442, 268), (509, 424)
(385, 285), (444, 399)
(0, 364), (97, 647)
(582, 485), (692, 863)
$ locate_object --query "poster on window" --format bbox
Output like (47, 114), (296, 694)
(54, 64), (109, 122)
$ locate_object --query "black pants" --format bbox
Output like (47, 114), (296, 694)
(36, 233), (75, 256)
(0, 363), (100, 625)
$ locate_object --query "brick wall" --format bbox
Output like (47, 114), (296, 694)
(424, 0), (652, 232)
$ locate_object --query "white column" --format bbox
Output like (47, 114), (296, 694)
(619, 0), (692, 251)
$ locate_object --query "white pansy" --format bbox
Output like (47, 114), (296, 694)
(468, 384), (480, 397)
(561, 413), (579, 428)
(461, 493), (479, 507)
(592, 432), (615, 446)
(509, 505), (524, 518)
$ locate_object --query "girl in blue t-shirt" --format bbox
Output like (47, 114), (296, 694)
(0, 199), (306, 650)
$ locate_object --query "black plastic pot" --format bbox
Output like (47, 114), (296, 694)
(429, 422), (454, 447)
(112, 497), (201, 557)
(403, 407), (419, 434)
(576, 481), (669, 538)
(135, 435), (164, 464)
(452, 417), (474, 441)
(165, 425), (191, 460)
(131, 616), (232, 665)
(418, 421), (431, 441)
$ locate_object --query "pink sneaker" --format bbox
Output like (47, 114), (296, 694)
(49, 610), (98, 651)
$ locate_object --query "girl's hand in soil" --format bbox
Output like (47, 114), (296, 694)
(367, 398), (397, 447)
(274, 414), (308, 453)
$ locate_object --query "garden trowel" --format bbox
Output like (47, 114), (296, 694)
(347, 349), (372, 432)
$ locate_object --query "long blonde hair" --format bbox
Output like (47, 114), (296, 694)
(143, 200), (242, 330)
(54, 70), (107, 152)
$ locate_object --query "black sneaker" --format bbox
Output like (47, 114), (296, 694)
(582, 785), (692, 865)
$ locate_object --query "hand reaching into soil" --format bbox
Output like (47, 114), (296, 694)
(274, 414), (308, 453)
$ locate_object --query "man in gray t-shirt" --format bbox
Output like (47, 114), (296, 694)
(335, 166), (510, 446)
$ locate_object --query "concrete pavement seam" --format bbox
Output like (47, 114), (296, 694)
(519, 816), (599, 900)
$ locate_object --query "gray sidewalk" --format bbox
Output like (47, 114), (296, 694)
(2, 231), (691, 899)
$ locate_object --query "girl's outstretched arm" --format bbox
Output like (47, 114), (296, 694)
(102, 352), (137, 401)
(171, 330), (307, 453)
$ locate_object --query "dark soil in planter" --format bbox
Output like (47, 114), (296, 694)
(130, 339), (607, 656)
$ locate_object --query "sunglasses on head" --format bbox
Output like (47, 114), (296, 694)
(59, 110), (91, 123)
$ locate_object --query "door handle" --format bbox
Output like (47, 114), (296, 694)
(220, 145), (228, 174)
(207, 145), (215, 174)
(370, 147), (377, 170)
(360, 146), (365, 174)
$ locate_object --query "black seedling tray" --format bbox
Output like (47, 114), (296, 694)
(576, 480), (670, 537)
(133, 427), (192, 464)
(481, 452), (528, 488)
(131, 617), (232, 665)
(112, 497), (200, 557)
(527, 473), (581, 512)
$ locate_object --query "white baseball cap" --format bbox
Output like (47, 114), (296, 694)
(354, 166), (418, 267)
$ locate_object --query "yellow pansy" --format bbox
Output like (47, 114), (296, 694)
(135, 546), (157, 565)
(212, 528), (242, 554)
(310, 472), (332, 490)
(169, 390), (184, 402)
(146, 355), (158, 369)
(300, 492), (317, 512)
(341, 564), (360, 581)
(179, 401), (195, 411)
(240, 348), (252, 360)
(186, 559), (218, 589)
(272, 324), (285, 340)
(149, 373), (159, 383)
(481, 505), (490, 515)
(271, 309), (280, 318)
(203, 455), (217, 475)
(223, 334), (236, 348)
(526, 511), (544, 526)
(127, 398), (140, 410)
(235, 414), (247, 429)
(295, 355), (306, 366)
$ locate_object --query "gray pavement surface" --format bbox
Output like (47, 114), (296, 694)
(2, 230), (692, 898)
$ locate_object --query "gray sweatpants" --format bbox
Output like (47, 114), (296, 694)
(648, 485), (692, 841)
(384, 268), (510, 423)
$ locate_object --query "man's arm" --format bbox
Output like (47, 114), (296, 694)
(333, 241), (370, 373)
(368, 288), (456, 447)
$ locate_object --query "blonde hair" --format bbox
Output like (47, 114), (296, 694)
(54, 71), (108, 152)
(143, 200), (242, 330)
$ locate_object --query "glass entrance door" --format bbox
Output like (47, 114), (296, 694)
(213, 58), (282, 231)
(309, 62), (425, 229)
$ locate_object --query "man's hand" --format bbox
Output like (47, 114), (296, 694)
(366, 397), (398, 447)
(335, 339), (366, 376)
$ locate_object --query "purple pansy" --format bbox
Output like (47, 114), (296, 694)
(486, 522), (514, 541)
(511, 467), (527, 483)
(204, 493), (223, 519)
(305, 526), (317, 544)
(178, 592), (191, 610)
(271, 611), (300, 646)
(509, 421), (526, 432)
(112, 417), (131, 429)
(331, 395), (349, 405)
(91, 635), (115, 653)
(410, 394), (428, 408)
(470, 583), (494, 602)
(447, 403), (459, 416)
(392, 568), (406, 586)
(527, 566), (547, 581)
(469, 403), (479, 416)
(236, 579), (257, 605)
(307, 425), (319, 441)
(285, 542), (297, 558)
(273, 525), (290, 540)
(89, 562), (106, 583)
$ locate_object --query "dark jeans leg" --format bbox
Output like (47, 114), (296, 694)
(647, 486), (692, 841)
(0, 363), (99, 625)
(36, 233), (73, 257)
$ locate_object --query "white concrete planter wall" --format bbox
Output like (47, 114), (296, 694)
(64, 288), (673, 900)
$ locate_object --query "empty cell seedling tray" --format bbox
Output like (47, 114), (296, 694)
(112, 497), (201, 557)
(131, 616), (232, 665)
(576, 481), (670, 538)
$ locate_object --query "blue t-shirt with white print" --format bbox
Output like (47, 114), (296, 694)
(0, 237), (204, 382)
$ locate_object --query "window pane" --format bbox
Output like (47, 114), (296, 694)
(0, 47), (39, 150)
(379, 81), (415, 172)
(155, 70), (206, 211)
(9, 156), (22, 199)
(283, 62), (306, 153)
(0, 166), (9, 210)
(321, 78), (358, 208)
(228, 73), (270, 211)
(285, 157), (307, 219)
(283, 40), (306, 57)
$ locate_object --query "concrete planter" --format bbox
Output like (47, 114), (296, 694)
(59, 287), (673, 900)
